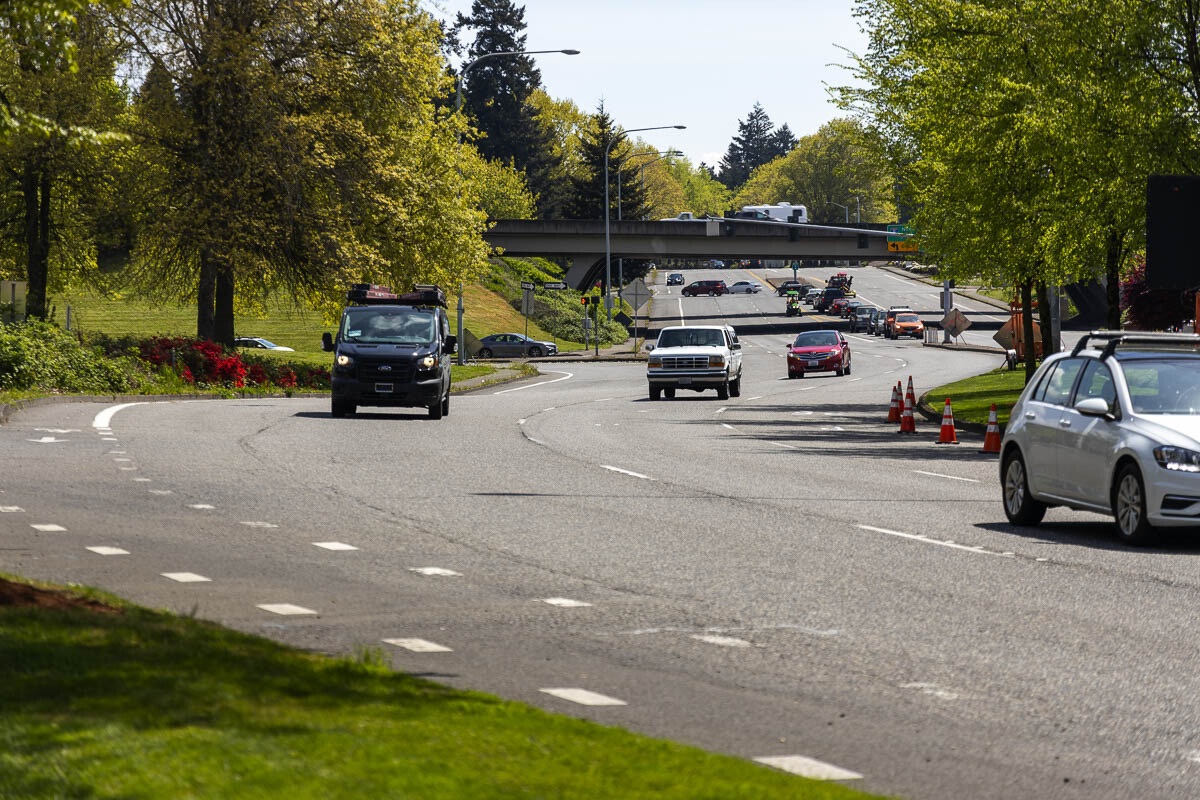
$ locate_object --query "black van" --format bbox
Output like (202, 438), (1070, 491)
(322, 284), (457, 419)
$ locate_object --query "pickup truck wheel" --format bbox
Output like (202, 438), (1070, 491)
(649, 387), (661, 401)
(730, 373), (741, 397)
(717, 381), (729, 400)
(664, 388), (676, 399)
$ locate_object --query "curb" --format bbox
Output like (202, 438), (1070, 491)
(916, 390), (1006, 437)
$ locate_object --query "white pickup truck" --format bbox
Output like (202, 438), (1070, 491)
(645, 325), (743, 400)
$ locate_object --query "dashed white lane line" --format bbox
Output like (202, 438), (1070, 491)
(1, 506), (25, 512)
(383, 638), (452, 653)
(313, 541), (359, 551)
(913, 470), (979, 483)
(87, 546), (128, 556)
(857, 525), (1015, 558)
(601, 465), (654, 481)
(493, 370), (573, 395)
(31, 524), (67, 532)
(691, 634), (751, 647)
(754, 755), (863, 781)
(93, 402), (148, 429)
(240, 521), (279, 528)
(409, 567), (462, 577)
(162, 572), (211, 583)
(188, 504), (215, 510)
(540, 688), (627, 707)
(257, 603), (317, 615)
(541, 597), (592, 607)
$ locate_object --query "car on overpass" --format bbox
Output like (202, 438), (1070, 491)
(646, 325), (743, 400)
(786, 330), (851, 378)
(1000, 331), (1200, 545)
(682, 280), (728, 297)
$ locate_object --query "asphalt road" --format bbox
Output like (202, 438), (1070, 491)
(4, 265), (1199, 800)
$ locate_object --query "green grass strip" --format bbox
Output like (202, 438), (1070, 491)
(0, 579), (887, 800)
(928, 367), (1031, 426)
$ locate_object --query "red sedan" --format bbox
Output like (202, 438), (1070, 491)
(787, 330), (852, 378)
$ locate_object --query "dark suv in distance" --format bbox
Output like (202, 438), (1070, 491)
(667, 273), (685, 286)
(682, 280), (729, 297)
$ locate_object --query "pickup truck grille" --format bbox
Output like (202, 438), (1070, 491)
(660, 356), (709, 370)
(358, 359), (414, 382)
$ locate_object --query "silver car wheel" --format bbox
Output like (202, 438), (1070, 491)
(1004, 458), (1026, 516)
(1116, 473), (1142, 536)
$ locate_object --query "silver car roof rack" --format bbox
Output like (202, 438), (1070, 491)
(1072, 330), (1200, 358)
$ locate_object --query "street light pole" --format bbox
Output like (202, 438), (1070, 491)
(605, 124), (685, 321)
(453, 47), (579, 363)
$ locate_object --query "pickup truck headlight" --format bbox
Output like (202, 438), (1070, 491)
(708, 355), (726, 367)
(1154, 446), (1200, 472)
(647, 355), (662, 367)
(336, 354), (354, 367)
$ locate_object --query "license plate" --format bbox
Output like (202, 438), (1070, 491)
(375, 382), (394, 393)
(807, 360), (819, 367)
(678, 377), (692, 385)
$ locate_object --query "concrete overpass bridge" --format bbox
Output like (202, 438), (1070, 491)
(485, 219), (904, 290)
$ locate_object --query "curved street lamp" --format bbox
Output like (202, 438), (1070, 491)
(452, 47), (580, 363)
(605, 126), (685, 320)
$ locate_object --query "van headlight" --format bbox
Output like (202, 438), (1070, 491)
(1154, 446), (1200, 472)
(336, 354), (353, 367)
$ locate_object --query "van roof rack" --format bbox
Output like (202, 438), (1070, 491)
(1072, 330), (1200, 357)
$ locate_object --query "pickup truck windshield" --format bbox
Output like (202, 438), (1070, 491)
(656, 329), (726, 348)
(342, 309), (436, 345)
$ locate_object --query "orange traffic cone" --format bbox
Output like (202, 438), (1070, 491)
(936, 398), (958, 444)
(887, 383), (901, 423)
(980, 404), (1002, 454)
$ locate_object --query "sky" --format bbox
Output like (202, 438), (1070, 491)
(424, 0), (871, 168)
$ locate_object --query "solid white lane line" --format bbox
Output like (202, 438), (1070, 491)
(913, 470), (979, 483)
(493, 370), (573, 395)
(313, 541), (359, 551)
(383, 638), (452, 653)
(0, 506), (24, 512)
(257, 603), (317, 615)
(161, 572), (211, 583)
(87, 546), (129, 556)
(857, 525), (1014, 557)
(601, 465), (654, 480)
(691, 634), (751, 647)
(541, 597), (592, 607)
(754, 755), (863, 781)
(92, 402), (148, 429)
(240, 521), (278, 528)
(539, 688), (627, 707)
(409, 567), (461, 576)
(31, 524), (67, 532)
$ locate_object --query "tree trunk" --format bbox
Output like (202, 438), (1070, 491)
(1022, 279), (1037, 385)
(22, 158), (47, 319)
(213, 262), (235, 349)
(1105, 227), (1123, 329)
(1037, 281), (1055, 357)
(196, 250), (215, 340)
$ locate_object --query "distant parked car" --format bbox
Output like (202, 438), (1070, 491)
(667, 273), (685, 286)
(475, 333), (558, 358)
(728, 281), (762, 294)
(235, 337), (294, 352)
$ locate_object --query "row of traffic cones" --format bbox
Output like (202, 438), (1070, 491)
(884, 377), (1003, 453)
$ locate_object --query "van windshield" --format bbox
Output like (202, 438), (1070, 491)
(656, 329), (726, 348)
(342, 309), (436, 345)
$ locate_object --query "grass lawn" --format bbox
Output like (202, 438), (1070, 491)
(928, 366), (1033, 426)
(52, 283), (588, 367)
(0, 576), (888, 800)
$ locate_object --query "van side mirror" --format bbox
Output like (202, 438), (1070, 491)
(443, 335), (457, 354)
(321, 332), (334, 352)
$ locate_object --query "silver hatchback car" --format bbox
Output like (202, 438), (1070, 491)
(1001, 331), (1200, 545)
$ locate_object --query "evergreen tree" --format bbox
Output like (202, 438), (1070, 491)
(453, 0), (561, 217)
(718, 103), (792, 190)
(564, 104), (648, 221)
